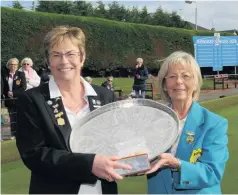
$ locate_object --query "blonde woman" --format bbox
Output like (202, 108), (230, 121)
(19, 57), (40, 90)
(146, 51), (228, 194)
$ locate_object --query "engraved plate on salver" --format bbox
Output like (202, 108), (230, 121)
(115, 153), (151, 176)
(70, 99), (179, 175)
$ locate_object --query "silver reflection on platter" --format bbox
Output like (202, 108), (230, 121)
(70, 99), (179, 162)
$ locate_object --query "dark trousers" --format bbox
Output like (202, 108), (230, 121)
(7, 107), (17, 136)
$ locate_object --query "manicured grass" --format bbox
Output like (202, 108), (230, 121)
(1, 95), (238, 194)
(1, 161), (30, 194)
(91, 77), (134, 95)
(91, 77), (214, 95)
(215, 105), (238, 194)
(1, 140), (21, 164)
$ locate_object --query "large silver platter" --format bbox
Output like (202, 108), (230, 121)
(70, 99), (179, 161)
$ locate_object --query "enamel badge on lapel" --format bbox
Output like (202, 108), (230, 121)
(49, 97), (66, 126)
(16, 80), (21, 85)
(186, 131), (195, 144)
(57, 117), (65, 126)
(54, 111), (65, 126)
(92, 99), (102, 108)
(47, 100), (53, 105)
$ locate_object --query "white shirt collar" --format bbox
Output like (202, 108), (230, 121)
(49, 76), (97, 99)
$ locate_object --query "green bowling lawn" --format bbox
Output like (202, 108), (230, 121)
(90, 77), (214, 95)
(1, 95), (238, 194)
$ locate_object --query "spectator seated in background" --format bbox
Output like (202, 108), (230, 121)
(18, 57), (40, 90)
(85, 76), (92, 84)
(101, 76), (115, 91)
(38, 66), (50, 84)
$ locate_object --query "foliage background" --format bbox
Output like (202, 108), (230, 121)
(1, 7), (231, 74)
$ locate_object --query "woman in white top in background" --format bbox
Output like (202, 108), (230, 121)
(19, 57), (40, 90)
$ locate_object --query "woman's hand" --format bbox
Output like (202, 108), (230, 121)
(145, 153), (180, 174)
(92, 154), (132, 182)
(8, 91), (13, 98)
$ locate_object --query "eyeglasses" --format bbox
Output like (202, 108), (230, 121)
(49, 51), (81, 60)
(108, 80), (113, 82)
(23, 63), (30, 66)
(165, 73), (193, 82)
(9, 64), (18, 66)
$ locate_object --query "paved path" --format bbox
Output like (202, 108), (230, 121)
(199, 88), (238, 102)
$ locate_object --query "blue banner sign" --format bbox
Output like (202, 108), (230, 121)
(193, 36), (238, 71)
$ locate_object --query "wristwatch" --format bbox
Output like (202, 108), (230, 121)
(171, 158), (181, 172)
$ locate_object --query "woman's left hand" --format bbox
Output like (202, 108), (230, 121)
(145, 153), (180, 174)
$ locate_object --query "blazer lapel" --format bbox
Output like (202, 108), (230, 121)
(175, 101), (204, 160)
(40, 84), (72, 151)
(12, 72), (18, 90)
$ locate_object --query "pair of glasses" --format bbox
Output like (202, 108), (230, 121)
(108, 80), (113, 82)
(49, 51), (81, 60)
(165, 74), (193, 82)
(23, 63), (30, 66)
(9, 64), (18, 66)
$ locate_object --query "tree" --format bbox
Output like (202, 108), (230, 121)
(12, 1), (23, 9)
(107, 2), (122, 20)
(152, 7), (170, 26)
(31, 1), (35, 11)
(129, 6), (141, 23)
(72, 1), (94, 16)
(94, 1), (107, 18)
(170, 11), (183, 28)
(36, 1), (73, 15)
(140, 6), (152, 24)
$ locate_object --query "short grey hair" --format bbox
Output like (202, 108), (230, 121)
(6, 58), (19, 68)
(158, 51), (203, 102)
(136, 58), (143, 64)
(21, 57), (33, 67)
(85, 76), (92, 82)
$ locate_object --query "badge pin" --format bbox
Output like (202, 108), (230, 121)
(16, 80), (21, 85)
(55, 112), (63, 118)
(53, 108), (59, 113)
(52, 104), (59, 108)
(92, 99), (96, 104)
(96, 100), (101, 105)
(55, 97), (61, 101)
(186, 131), (195, 144)
(57, 118), (65, 126)
(47, 100), (53, 105)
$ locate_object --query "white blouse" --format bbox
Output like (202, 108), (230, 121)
(48, 77), (102, 194)
(171, 117), (187, 156)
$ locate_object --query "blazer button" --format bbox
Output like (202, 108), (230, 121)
(183, 181), (190, 184)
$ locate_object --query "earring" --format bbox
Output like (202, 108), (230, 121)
(164, 88), (167, 91)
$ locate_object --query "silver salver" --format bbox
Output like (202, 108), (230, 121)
(70, 99), (179, 162)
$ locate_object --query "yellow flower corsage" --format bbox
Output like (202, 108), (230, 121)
(190, 148), (202, 163)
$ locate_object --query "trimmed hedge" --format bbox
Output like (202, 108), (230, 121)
(1, 7), (232, 71)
